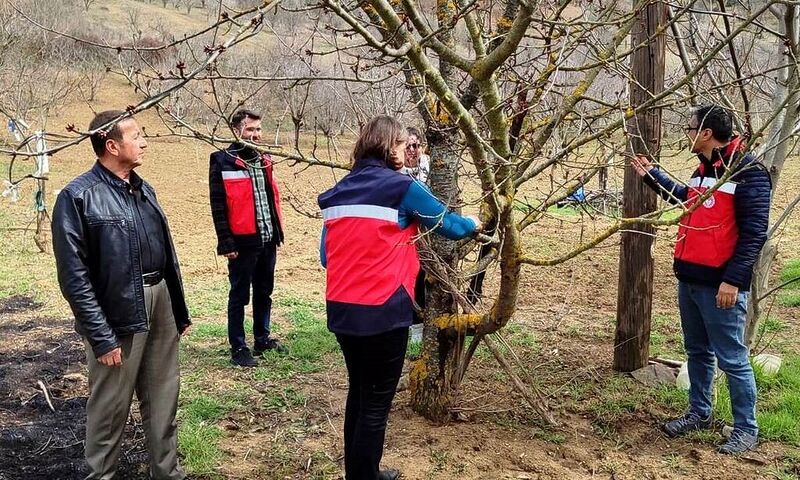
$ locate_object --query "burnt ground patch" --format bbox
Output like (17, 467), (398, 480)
(0, 295), (42, 315)
(0, 302), (147, 479)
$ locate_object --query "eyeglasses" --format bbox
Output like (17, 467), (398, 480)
(684, 126), (699, 133)
(406, 143), (420, 150)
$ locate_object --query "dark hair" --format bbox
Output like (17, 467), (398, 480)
(406, 126), (422, 139)
(352, 115), (407, 167)
(692, 105), (733, 142)
(231, 109), (261, 130)
(89, 110), (127, 157)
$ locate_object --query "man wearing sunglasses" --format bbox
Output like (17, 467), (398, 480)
(631, 105), (771, 454)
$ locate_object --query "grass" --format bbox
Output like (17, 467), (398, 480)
(177, 389), (241, 477)
(653, 384), (688, 411)
(185, 276), (230, 319)
(770, 450), (800, 479)
(780, 259), (800, 284)
(587, 357), (800, 448)
(190, 321), (230, 339)
(470, 323), (540, 363)
(588, 375), (646, 434)
(759, 316), (790, 336)
(778, 259), (800, 307)
(533, 428), (567, 445)
(504, 322), (540, 352)
(264, 386), (307, 412)
(178, 421), (224, 477)
(175, 292), (340, 477)
(426, 448), (466, 477)
(255, 294), (340, 381)
(649, 355), (800, 446)
(779, 291), (800, 307)
(0, 204), (51, 302)
(712, 355), (800, 445)
(650, 314), (684, 358)
(306, 450), (341, 479)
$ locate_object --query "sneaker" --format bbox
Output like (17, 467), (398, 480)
(718, 430), (758, 454)
(378, 469), (400, 480)
(662, 411), (712, 438)
(253, 338), (288, 356)
(230, 347), (258, 367)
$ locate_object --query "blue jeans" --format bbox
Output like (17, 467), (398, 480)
(678, 281), (758, 435)
(227, 243), (277, 352)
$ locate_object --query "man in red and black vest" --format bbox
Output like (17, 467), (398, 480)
(209, 109), (287, 367)
(633, 105), (771, 454)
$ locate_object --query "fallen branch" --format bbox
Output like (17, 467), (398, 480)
(37, 380), (55, 413)
(649, 357), (683, 368)
(482, 335), (556, 426)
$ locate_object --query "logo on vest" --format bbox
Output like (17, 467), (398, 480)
(703, 196), (716, 209)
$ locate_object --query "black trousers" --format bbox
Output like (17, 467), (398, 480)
(227, 242), (277, 352)
(336, 327), (409, 480)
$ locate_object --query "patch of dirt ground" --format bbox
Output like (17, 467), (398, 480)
(0, 296), (148, 480)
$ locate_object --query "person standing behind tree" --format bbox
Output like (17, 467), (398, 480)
(398, 126), (431, 337)
(398, 126), (430, 184)
(52, 110), (191, 480)
(318, 116), (481, 480)
(209, 109), (288, 368)
(631, 104), (771, 454)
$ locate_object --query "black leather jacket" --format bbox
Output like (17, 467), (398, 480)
(52, 162), (191, 356)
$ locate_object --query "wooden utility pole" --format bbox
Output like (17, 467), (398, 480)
(613, 0), (666, 372)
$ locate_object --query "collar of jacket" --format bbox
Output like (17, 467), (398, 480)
(353, 157), (388, 170)
(92, 161), (144, 190)
(696, 135), (745, 170)
(229, 142), (261, 160)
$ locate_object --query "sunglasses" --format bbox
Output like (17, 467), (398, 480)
(683, 126), (699, 133)
(406, 143), (420, 150)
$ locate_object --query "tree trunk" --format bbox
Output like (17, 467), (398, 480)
(745, 5), (799, 348)
(613, 0), (666, 372)
(745, 240), (777, 348)
(407, 0), (469, 422)
(410, 127), (463, 422)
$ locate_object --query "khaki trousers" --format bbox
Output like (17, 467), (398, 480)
(83, 280), (185, 480)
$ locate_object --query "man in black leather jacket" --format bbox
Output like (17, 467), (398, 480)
(52, 110), (191, 480)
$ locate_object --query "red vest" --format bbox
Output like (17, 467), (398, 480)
(221, 154), (284, 236)
(323, 205), (419, 306)
(674, 140), (743, 268)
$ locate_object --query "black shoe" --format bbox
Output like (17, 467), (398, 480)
(718, 429), (758, 454)
(378, 469), (400, 480)
(230, 347), (258, 367)
(254, 338), (288, 356)
(662, 411), (712, 438)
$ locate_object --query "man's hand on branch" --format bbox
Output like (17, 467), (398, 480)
(631, 154), (654, 177)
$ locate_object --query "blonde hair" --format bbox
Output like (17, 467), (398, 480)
(352, 115), (408, 167)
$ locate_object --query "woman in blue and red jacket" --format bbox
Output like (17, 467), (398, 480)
(318, 116), (480, 480)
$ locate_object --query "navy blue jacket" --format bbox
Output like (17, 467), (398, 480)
(644, 141), (771, 290)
